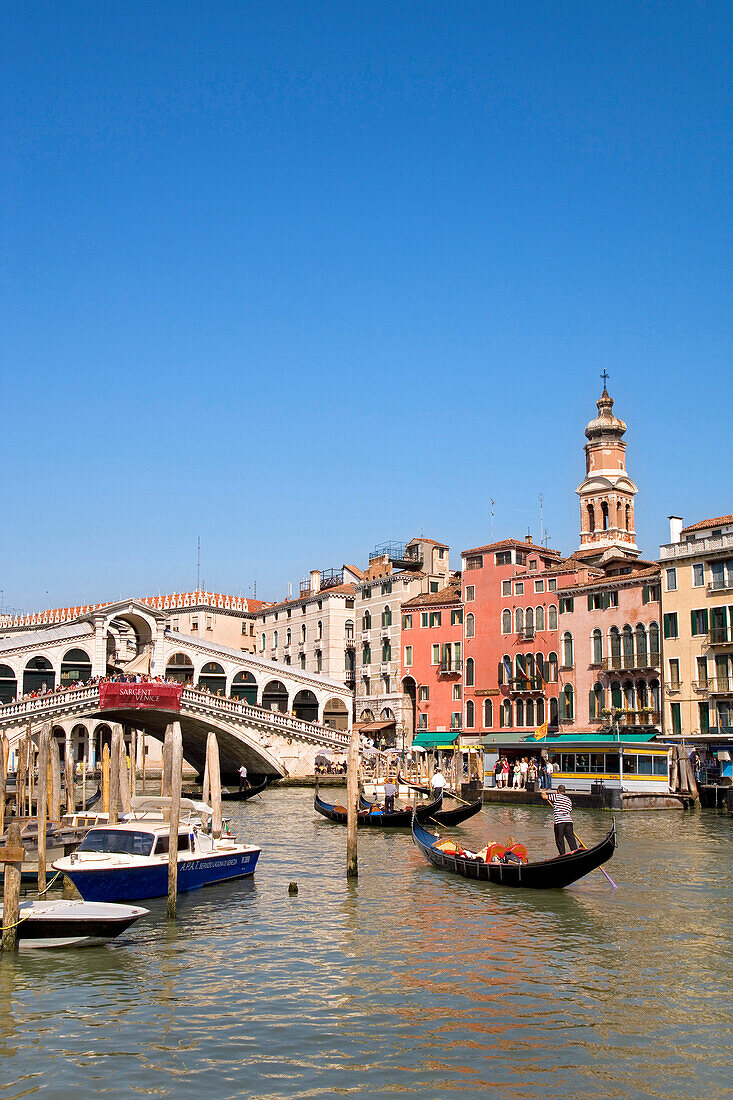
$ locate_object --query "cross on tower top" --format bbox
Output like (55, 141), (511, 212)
(600, 369), (609, 389)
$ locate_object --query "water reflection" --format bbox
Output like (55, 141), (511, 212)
(0, 788), (730, 1098)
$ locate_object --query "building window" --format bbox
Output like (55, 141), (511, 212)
(453, 683), (461, 700)
(515, 582), (524, 596)
(465, 657), (475, 686)
(301, 623), (307, 643)
(432, 645), (440, 665)
(465, 586), (475, 602)
(205, 615), (213, 630)
(429, 581), (439, 593)
(495, 551), (511, 566)
(592, 629), (603, 666)
(465, 700), (475, 728)
(515, 699), (525, 726)
(172, 618), (179, 631)
(483, 698), (493, 727)
(465, 555), (483, 571)
(300, 654), (306, 669)
(548, 605), (558, 630)
(417, 611), (428, 628)
(547, 652), (559, 682)
(502, 580), (511, 596)
(466, 613), (475, 638)
(562, 632), (574, 668)
(382, 606), (392, 628)
(666, 568), (677, 592)
(402, 614), (413, 630)
(529, 559), (537, 571)
(362, 588), (371, 600)
(345, 620), (354, 640)
(417, 713), (427, 729)
(515, 607), (524, 634)
(670, 702), (681, 736)
(535, 605), (545, 631)
(316, 651), (323, 672)
(362, 611), (371, 630)
(534, 579), (544, 593)
(418, 686), (429, 701)
(450, 712), (462, 729)
(669, 658), (680, 688)
(692, 563), (705, 587)
(429, 612), (442, 627)
(559, 596), (574, 614)
(451, 609), (463, 625)
(663, 613), (679, 640)
(362, 643), (371, 665)
(502, 609), (512, 634)
(500, 700), (512, 728)
(286, 627), (292, 645)
(382, 581), (392, 595)
(191, 618), (198, 631)
(260, 633), (266, 651)
(382, 640), (392, 662)
(691, 609), (709, 636)
(559, 685), (574, 721)
(273, 631), (278, 649)
(404, 645), (413, 667)
(548, 579), (557, 591)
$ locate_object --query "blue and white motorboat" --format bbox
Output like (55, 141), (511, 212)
(53, 821), (261, 902)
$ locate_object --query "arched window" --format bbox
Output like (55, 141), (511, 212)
(362, 642), (371, 665)
(0, 665), (18, 704)
(500, 700), (512, 728)
(559, 685), (574, 721)
(592, 629), (603, 666)
(260, 633), (266, 651)
(547, 652), (558, 682)
(623, 679), (634, 708)
(362, 610), (371, 630)
(301, 622), (307, 643)
(536, 697), (545, 725)
(499, 655), (511, 685)
(622, 625), (634, 667)
(650, 677), (660, 713)
(382, 639), (391, 662)
(273, 630), (278, 649)
(60, 648), (92, 687)
(525, 607), (534, 633)
(382, 606), (392, 628)
(601, 501), (609, 530)
(286, 627), (292, 645)
(587, 502), (596, 532)
(515, 653), (526, 682)
(465, 700), (475, 729)
(317, 620), (323, 640)
(502, 609), (511, 634)
(649, 622), (660, 662)
(526, 653), (535, 684)
(465, 657), (475, 686)
(636, 624), (647, 666)
(345, 619), (355, 640)
(466, 613), (475, 638)
(535, 652), (545, 683)
(548, 605), (558, 630)
(617, 500), (623, 529)
(636, 679), (648, 710)
(549, 697), (558, 727)
(526, 698), (535, 727)
(515, 607), (524, 634)
(535, 605), (545, 631)
(483, 698), (493, 727)
(609, 626), (621, 669)
(626, 503), (632, 531)
(562, 631), (574, 668)
(589, 682), (604, 719)
(516, 699), (524, 726)
(611, 680), (622, 709)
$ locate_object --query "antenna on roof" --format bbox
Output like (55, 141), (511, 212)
(254, 566), (258, 600)
(196, 536), (201, 591)
(539, 493), (543, 543)
(490, 499), (495, 541)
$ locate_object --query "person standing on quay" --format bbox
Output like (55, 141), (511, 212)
(542, 784), (578, 855)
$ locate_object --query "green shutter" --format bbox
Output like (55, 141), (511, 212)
(587, 594), (593, 610)
(703, 608), (709, 632)
(664, 614), (670, 639)
(691, 609), (697, 635)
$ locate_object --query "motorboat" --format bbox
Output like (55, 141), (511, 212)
(53, 821), (261, 902)
(0, 898), (149, 948)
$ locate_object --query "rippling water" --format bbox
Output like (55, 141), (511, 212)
(0, 788), (731, 1099)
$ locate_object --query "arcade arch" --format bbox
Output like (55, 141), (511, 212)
(23, 656), (55, 695)
(293, 689), (318, 723)
(0, 665), (17, 704)
(60, 648), (92, 687)
(262, 680), (288, 713)
(231, 671), (257, 704)
(324, 697), (349, 731)
(165, 653), (194, 683)
(198, 661), (226, 695)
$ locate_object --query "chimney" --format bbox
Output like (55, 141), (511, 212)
(310, 569), (322, 594)
(668, 516), (683, 544)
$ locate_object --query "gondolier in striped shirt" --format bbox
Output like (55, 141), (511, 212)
(541, 785), (578, 855)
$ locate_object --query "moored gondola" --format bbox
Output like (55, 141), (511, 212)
(396, 772), (432, 795)
(220, 777), (270, 802)
(316, 789), (442, 827)
(360, 791), (481, 826)
(412, 817), (616, 889)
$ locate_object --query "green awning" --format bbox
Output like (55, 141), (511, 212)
(411, 730), (461, 750)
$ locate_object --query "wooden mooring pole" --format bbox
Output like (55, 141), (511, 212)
(1, 822), (26, 952)
(101, 743), (110, 815)
(0, 734), (8, 837)
(36, 724), (51, 896)
(346, 723), (359, 879)
(109, 726), (121, 825)
(65, 742), (75, 816)
(205, 733), (222, 839)
(118, 731), (131, 817)
(165, 721), (183, 920)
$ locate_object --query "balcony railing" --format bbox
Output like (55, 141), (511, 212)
(439, 660), (461, 674)
(707, 580), (733, 594)
(345, 638), (356, 649)
(660, 531), (733, 560)
(707, 629), (733, 646)
(707, 678), (733, 695)
(692, 680), (709, 695)
(601, 653), (661, 672)
(665, 681), (682, 694)
(508, 677), (544, 693)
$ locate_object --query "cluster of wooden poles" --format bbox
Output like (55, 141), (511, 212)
(0, 720), (225, 949)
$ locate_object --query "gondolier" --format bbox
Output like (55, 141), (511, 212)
(238, 764), (249, 791)
(542, 785), (578, 855)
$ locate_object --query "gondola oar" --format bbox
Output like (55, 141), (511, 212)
(573, 830), (618, 889)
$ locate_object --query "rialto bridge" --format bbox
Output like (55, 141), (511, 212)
(0, 600), (353, 778)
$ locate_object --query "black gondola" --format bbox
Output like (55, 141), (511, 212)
(82, 785), (102, 811)
(220, 777), (270, 802)
(315, 789), (443, 827)
(359, 791), (482, 826)
(412, 817), (617, 889)
(396, 772), (432, 795)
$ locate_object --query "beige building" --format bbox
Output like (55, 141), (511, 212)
(659, 514), (733, 737)
(254, 565), (364, 709)
(355, 537), (452, 742)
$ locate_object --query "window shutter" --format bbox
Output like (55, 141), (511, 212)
(703, 608), (709, 633)
(664, 614), (670, 639)
(603, 592), (611, 609)
(691, 609), (697, 635)
(642, 585), (649, 605)
(587, 594), (593, 610)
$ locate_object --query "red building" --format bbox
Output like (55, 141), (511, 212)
(400, 577), (463, 740)
(460, 538), (590, 736)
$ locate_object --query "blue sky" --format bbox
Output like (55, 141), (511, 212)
(2, 1), (731, 613)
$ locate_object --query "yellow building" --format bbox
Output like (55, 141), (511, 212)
(659, 514), (733, 737)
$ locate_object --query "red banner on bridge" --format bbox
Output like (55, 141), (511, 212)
(100, 681), (183, 711)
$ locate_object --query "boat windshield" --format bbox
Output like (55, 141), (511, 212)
(78, 829), (155, 857)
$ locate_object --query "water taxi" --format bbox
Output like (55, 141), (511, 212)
(53, 821), (260, 902)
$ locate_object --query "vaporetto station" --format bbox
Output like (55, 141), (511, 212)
(0, 600), (353, 778)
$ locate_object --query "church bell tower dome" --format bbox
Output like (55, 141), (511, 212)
(576, 376), (639, 557)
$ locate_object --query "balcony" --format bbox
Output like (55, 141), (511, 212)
(438, 660), (461, 675)
(707, 678), (733, 695)
(617, 709), (661, 726)
(521, 627), (535, 641)
(665, 681), (682, 695)
(692, 680), (709, 695)
(361, 630), (370, 642)
(707, 580), (733, 595)
(660, 530), (733, 561)
(706, 629), (733, 648)
(600, 653), (661, 672)
(508, 677), (544, 694)
(380, 662), (391, 674)
(345, 638), (356, 649)
(380, 627), (391, 639)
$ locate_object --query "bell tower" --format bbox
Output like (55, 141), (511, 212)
(576, 374), (639, 557)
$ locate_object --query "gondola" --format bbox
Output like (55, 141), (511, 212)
(82, 784), (102, 811)
(396, 772), (432, 795)
(315, 789), (443, 828)
(359, 791), (481, 827)
(412, 817), (617, 889)
(220, 777), (270, 802)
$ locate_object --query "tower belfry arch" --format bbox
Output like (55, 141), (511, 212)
(576, 378), (639, 558)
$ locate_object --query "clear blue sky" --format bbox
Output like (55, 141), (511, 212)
(2, 1), (730, 613)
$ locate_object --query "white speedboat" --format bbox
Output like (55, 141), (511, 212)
(0, 898), (149, 948)
(53, 821), (260, 902)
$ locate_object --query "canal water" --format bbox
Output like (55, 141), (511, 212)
(0, 787), (731, 1099)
